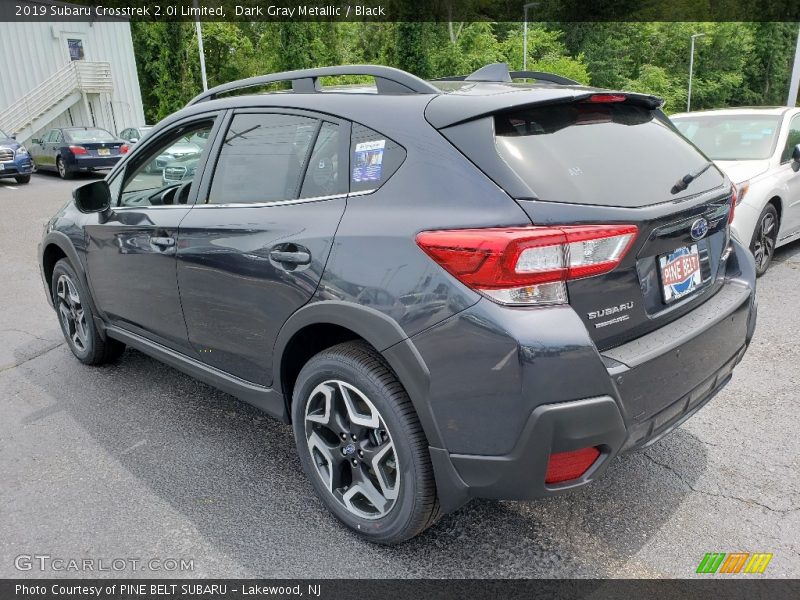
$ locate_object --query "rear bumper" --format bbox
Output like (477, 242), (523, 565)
(69, 155), (121, 171)
(412, 239), (756, 511)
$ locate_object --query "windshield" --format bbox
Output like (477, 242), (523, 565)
(494, 103), (723, 207)
(672, 114), (781, 161)
(65, 128), (116, 143)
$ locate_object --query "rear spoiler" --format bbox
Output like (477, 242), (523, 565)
(425, 89), (664, 129)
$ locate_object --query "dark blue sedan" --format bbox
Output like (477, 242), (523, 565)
(28, 127), (128, 179)
(0, 128), (33, 184)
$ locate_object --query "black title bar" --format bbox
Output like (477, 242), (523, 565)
(1, 0), (800, 22)
(3, 579), (800, 600)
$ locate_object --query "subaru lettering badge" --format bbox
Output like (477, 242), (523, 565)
(690, 218), (709, 241)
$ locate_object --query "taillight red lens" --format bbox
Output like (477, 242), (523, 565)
(68, 145), (87, 155)
(120, 144), (129, 154)
(416, 224), (637, 306)
(585, 93), (626, 103)
(545, 447), (601, 484)
(728, 186), (737, 224)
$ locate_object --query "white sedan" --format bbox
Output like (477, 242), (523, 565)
(671, 107), (800, 275)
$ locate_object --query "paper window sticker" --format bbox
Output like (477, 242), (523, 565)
(352, 139), (386, 183)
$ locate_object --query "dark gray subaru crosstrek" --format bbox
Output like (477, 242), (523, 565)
(39, 63), (757, 544)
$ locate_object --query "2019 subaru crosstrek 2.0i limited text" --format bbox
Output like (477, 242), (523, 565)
(39, 64), (757, 544)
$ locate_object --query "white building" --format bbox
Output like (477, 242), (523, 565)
(0, 1), (145, 143)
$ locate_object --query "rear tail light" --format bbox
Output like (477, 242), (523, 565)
(584, 93), (626, 103)
(728, 185), (737, 224)
(545, 447), (601, 484)
(120, 144), (129, 154)
(68, 145), (87, 155)
(416, 224), (637, 306)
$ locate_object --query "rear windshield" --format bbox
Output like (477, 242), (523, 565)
(65, 128), (116, 142)
(672, 114), (780, 160)
(494, 103), (724, 206)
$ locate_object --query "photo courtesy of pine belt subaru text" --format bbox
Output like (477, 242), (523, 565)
(38, 63), (758, 545)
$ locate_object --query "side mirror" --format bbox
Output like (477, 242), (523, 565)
(792, 144), (800, 163)
(11, 134), (16, 140)
(31, 138), (40, 144)
(73, 180), (111, 213)
(130, 138), (139, 143)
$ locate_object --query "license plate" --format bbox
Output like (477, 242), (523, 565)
(98, 148), (110, 156)
(659, 244), (702, 303)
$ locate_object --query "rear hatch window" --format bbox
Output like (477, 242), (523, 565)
(494, 102), (724, 206)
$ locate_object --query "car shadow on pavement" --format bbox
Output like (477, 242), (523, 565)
(13, 341), (706, 578)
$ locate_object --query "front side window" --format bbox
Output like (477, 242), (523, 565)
(780, 114), (800, 163)
(208, 113), (317, 205)
(117, 121), (214, 207)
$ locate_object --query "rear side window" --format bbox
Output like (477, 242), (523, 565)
(349, 124), (405, 193)
(209, 113), (317, 205)
(300, 121), (345, 198)
(494, 103), (724, 207)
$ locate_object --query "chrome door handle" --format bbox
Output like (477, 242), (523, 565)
(269, 249), (311, 265)
(151, 236), (175, 247)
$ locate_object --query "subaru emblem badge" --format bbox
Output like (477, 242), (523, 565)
(690, 218), (709, 241)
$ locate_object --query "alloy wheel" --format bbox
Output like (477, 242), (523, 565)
(304, 379), (399, 520)
(57, 158), (66, 178)
(752, 211), (777, 272)
(56, 274), (89, 353)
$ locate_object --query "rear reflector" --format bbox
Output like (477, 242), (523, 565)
(416, 224), (637, 306)
(545, 447), (601, 484)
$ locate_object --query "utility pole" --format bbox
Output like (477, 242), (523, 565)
(788, 24), (800, 106)
(687, 32), (706, 112)
(522, 3), (539, 72)
(193, 0), (208, 91)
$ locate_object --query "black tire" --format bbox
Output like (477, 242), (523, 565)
(15, 174), (31, 184)
(292, 341), (440, 544)
(51, 258), (125, 365)
(750, 203), (779, 277)
(56, 156), (73, 180)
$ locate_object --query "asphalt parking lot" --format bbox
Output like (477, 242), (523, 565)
(1, 173), (798, 578)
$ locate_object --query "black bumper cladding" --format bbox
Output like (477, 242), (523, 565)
(432, 241), (756, 508)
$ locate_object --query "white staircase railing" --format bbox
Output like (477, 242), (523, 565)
(0, 61), (113, 137)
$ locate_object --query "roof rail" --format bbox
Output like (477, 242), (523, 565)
(433, 62), (579, 86)
(187, 64), (440, 106)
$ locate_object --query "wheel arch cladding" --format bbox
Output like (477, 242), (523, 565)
(42, 243), (68, 297)
(41, 233), (105, 339)
(273, 301), (443, 448)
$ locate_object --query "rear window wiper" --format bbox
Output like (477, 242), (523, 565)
(671, 162), (713, 194)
